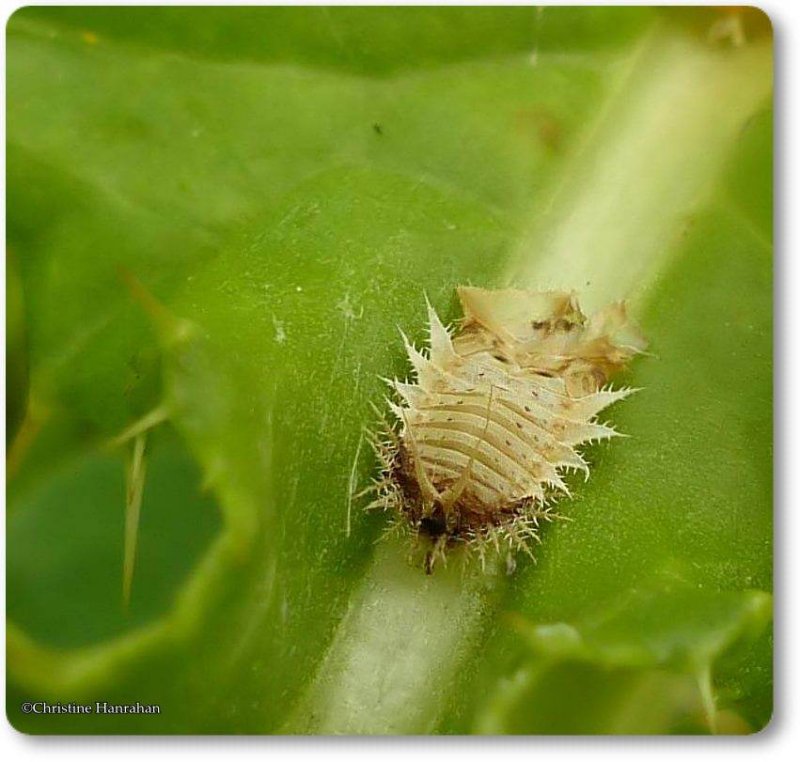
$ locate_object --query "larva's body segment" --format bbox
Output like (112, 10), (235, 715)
(367, 287), (646, 573)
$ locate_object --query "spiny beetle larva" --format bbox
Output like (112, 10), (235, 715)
(364, 286), (647, 574)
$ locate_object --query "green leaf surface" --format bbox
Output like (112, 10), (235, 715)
(475, 579), (770, 734)
(6, 7), (772, 735)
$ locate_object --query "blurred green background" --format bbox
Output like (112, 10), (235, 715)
(6, 6), (772, 734)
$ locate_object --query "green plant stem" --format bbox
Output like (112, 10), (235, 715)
(508, 30), (771, 307)
(284, 540), (499, 734)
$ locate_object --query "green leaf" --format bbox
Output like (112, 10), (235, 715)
(7, 7), (772, 735)
(474, 576), (771, 734)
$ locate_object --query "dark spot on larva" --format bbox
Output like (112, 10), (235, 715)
(419, 515), (446, 539)
(524, 405), (531, 412)
(372, 122), (383, 135)
(531, 320), (548, 330)
(515, 422), (523, 429)
(505, 440), (512, 446)
(456, 399), (464, 405)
